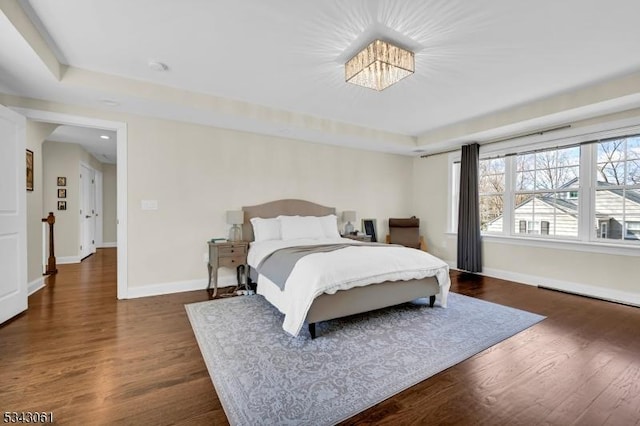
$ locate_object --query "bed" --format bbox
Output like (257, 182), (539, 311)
(242, 199), (451, 338)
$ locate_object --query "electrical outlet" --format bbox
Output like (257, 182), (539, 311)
(203, 252), (208, 263)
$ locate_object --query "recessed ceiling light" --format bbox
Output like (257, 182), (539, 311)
(100, 99), (120, 107)
(100, 135), (110, 140)
(148, 61), (169, 72)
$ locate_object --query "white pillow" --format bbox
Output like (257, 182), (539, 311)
(279, 215), (325, 240)
(318, 214), (341, 239)
(250, 217), (281, 242)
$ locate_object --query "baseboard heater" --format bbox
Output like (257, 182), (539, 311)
(538, 285), (639, 308)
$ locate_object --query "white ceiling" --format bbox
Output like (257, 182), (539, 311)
(2, 0), (640, 156)
(47, 126), (117, 164)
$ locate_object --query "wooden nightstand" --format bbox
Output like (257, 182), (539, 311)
(341, 234), (372, 242)
(207, 241), (249, 297)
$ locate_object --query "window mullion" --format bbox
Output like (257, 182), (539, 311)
(504, 155), (514, 236)
(580, 144), (594, 242)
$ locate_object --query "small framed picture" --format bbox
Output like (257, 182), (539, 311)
(361, 218), (378, 242)
(57, 201), (67, 211)
(58, 188), (67, 198)
(26, 149), (34, 191)
(57, 176), (66, 186)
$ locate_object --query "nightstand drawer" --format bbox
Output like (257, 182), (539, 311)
(219, 245), (247, 256)
(218, 256), (245, 268)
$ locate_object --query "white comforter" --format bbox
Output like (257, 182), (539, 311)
(248, 238), (451, 336)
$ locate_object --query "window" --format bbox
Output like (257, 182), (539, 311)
(541, 221), (550, 235)
(514, 146), (580, 238)
(479, 158), (505, 233)
(625, 222), (640, 240)
(599, 222), (608, 238)
(449, 129), (640, 248)
(594, 136), (640, 242)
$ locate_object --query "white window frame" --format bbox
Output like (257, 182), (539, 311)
(591, 136), (640, 244)
(447, 116), (640, 256)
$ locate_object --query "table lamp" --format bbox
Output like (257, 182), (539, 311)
(342, 210), (356, 235)
(226, 210), (244, 241)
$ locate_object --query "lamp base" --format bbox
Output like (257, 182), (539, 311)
(344, 222), (354, 235)
(228, 224), (242, 242)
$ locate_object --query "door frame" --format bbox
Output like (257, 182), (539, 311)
(94, 169), (103, 248)
(12, 107), (128, 299)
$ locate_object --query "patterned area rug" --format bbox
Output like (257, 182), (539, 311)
(186, 293), (544, 425)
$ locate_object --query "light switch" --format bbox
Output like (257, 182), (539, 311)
(141, 200), (158, 210)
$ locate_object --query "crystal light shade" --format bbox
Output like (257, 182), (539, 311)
(345, 39), (415, 91)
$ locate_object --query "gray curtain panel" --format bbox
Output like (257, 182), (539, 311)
(457, 143), (482, 272)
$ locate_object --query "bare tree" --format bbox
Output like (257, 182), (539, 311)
(478, 159), (505, 230)
(597, 139), (625, 185)
(533, 148), (579, 189)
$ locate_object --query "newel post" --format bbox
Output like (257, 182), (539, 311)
(42, 212), (57, 275)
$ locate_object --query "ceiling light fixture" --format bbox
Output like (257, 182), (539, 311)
(345, 39), (414, 91)
(100, 135), (110, 140)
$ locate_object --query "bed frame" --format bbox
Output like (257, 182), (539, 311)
(242, 199), (440, 338)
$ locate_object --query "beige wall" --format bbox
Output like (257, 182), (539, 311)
(102, 163), (117, 244)
(412, 153), (453, 261)
(25, 121), (58, 284)
(126, 117), (413, 287)
(42, 141), (102, 259)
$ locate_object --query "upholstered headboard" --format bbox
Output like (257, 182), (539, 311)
(242, 199), (336, 242)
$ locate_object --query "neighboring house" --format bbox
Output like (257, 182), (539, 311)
(594, 182), (640, 240)
(485, 180), (640, 240)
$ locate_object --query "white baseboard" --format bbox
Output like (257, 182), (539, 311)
(480, 267), (539, 288)
(28, 277), (45, 295)
(98, 242), (117, 248)
(57, 256), (81, 264)
(126, 275), (239, 299)
(446, 260), (640, 307)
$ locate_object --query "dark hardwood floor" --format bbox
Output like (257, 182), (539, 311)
(1, 249), (639, 425)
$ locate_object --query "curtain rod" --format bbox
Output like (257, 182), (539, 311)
(419, 124), (572, 158)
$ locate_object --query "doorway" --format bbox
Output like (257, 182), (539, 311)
(12, 107), (128, 299)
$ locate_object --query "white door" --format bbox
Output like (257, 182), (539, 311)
(0, 105), (27, 324)
(79, 164), (96, 259)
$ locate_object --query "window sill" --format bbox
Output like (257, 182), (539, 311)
(445, 232), (640, 257)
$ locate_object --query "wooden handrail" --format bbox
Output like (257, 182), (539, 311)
(41, 212), (57, 275)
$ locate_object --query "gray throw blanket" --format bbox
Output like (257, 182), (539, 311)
(257, 242), (393, 290)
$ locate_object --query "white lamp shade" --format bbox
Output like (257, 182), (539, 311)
(226, 210), (244, 225)
(342, 210), (356, 222)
